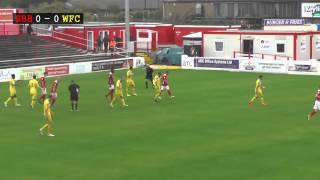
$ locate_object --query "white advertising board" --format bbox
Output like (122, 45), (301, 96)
(239, 59), (288, 73)
(133, 57), (145, 68)
(0, 57), (145, 83)
(181, 55), (195, 69)
(288, 60), (317, 72)
(287, 60), (320, 75)
(0, 68), (20, 82)
(19, 66), (45, 80)
(69, 62), (92, 74)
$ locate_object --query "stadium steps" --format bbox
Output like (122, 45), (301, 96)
(0, 54), (114, 69)
(0, 36), (82, 60)
(0, 35), (116, 69)
(0, 48), (82, 60)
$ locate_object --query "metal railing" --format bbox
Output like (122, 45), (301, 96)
(233, 51), (293, 60)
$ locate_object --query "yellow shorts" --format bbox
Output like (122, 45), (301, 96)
(127, 80), (135, 87)
(10, 90), (16, 97)
(255, 89), (263, 97)
(115, 93), (124, 98)
(154, 88), (161, 94)
(30, 92), (37, 100)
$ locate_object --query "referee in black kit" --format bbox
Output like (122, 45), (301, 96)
(145, 64), (154, 89)
(69, 80), (80, 112)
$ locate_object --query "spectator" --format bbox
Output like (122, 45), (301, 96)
(115, 36), (121, 48)
(103, 35), (109, 53)
(27, 24), (33, 43)
(110, 38), (116, 56)
(96, 35), (102, 53)
(27, 24), (33, 35)
(190, 46), (197, 57)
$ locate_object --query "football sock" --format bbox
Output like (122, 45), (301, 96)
(261, 98), (266, 105)
(310, 111), (317, 117)
(40, 124), (48, 131)
(47, 124), (52, 134)
(249, 96), (257, 103)
(40, 95), (45, 102)
(121, 99), (126, 106)
(126, 87), (129, 96)
(51, 99), (56, 106)
(5, 97), (11, 104)
(31, 99), (36, 108)
(111, 97), (116, 105)
(107, 92), (113, 100)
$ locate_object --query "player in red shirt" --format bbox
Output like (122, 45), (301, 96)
(50, 80), (59, 106)
(39, 71), (48, 103)
(161, 71), (174, 98)
(106, 67), (115, 101)
(308, 89), (320, 120)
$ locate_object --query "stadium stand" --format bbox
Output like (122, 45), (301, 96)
(0, 35), (122, 69)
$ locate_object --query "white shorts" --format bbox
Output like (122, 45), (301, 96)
(109, 84), (115, 90)
(51, 92), (57, 99)
(41, 88), (47, 95)
(313, 101), (320, 111)
(161, 85), (170, 91)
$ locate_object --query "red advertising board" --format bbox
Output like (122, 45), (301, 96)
(45, 65), (69, 76)
(0, 9), (15, 22)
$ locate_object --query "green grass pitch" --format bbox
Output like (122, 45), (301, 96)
(1, 69), (320, 180)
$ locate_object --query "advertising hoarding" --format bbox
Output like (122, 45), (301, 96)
(194, 58), (239, 69)
(301, 3), (320, 18)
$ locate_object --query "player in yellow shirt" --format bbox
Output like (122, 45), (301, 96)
(110, 78), (128, 108)
(28, 75), (39, 109)
(153, 72), (162, 102)
(249, 75), (267, 106)
(40, 96), (55, 137)
(126, 66), (137, 97)
(4, 74), (21, 107)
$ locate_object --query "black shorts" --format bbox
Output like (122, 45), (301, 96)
(70, 94), (78, 101)
(145, 75), (153, 81)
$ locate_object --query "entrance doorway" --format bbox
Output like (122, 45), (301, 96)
(87, 31), (94, 50)
(243, 39), (253, 54)
(99, 31), (109, 50)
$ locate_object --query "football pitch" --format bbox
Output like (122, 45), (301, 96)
(1, 69), (320, 180)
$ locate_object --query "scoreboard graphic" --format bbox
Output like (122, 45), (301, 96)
(13, 13), (83, 24)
